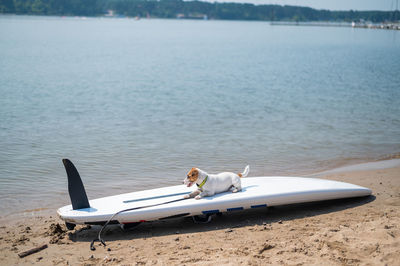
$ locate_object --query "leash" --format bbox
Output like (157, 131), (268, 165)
(90, 197), (187, 250)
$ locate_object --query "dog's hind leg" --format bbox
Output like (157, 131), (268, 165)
(232, 177), (242, 193)
(232, 186), (241, 193)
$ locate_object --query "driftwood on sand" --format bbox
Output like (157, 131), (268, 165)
(18, 244), (48, 258)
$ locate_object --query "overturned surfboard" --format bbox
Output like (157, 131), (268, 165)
(57, 159), (372, 228)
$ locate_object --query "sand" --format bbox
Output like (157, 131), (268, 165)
(1, 162), (399, 265)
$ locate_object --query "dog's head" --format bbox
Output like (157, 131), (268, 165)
(183, 168), (199, 187)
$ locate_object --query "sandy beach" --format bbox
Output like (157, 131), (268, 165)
(1, 160), (399, 265)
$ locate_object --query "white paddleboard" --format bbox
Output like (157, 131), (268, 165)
(58, 176), (371, 225)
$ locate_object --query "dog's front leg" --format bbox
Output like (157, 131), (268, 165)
(195, 191), (211, 200)
(184, 190), (201, 199)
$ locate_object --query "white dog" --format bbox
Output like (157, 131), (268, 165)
(183, 165), (249, 199)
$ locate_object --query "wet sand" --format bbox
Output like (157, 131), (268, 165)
(1, 161), (399, 265)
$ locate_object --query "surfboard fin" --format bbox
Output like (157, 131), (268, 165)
(62, 159), (90, 210)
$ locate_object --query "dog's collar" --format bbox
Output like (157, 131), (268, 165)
(196, 175), (208, 190)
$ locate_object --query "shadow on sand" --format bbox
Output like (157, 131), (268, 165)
(68, 195), (375, 244)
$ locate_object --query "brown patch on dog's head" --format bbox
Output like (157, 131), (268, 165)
(183, 168), (199, 187)
(187, 168), (199, 182)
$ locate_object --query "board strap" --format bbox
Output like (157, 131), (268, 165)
(90, 197), (187, 251)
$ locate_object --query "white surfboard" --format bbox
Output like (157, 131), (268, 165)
(58, 161), (371, 227)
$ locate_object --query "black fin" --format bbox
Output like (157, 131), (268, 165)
(62, 159), (90, 210)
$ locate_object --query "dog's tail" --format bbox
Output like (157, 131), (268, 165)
(238, 165), (250, 178)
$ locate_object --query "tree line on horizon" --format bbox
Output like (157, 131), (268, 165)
(0, 0), (399, 22)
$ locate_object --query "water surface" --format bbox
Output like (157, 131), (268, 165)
(0, 15), (399, 217)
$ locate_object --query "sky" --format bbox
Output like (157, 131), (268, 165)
(212, 0), (398, 11)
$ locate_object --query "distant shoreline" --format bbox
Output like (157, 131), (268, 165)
(271, 21), (400, 30)
(2, 14), (399, 31)
(1, 0), (399, 23)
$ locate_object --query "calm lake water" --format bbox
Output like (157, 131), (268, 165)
(1, 15), (400, 218)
